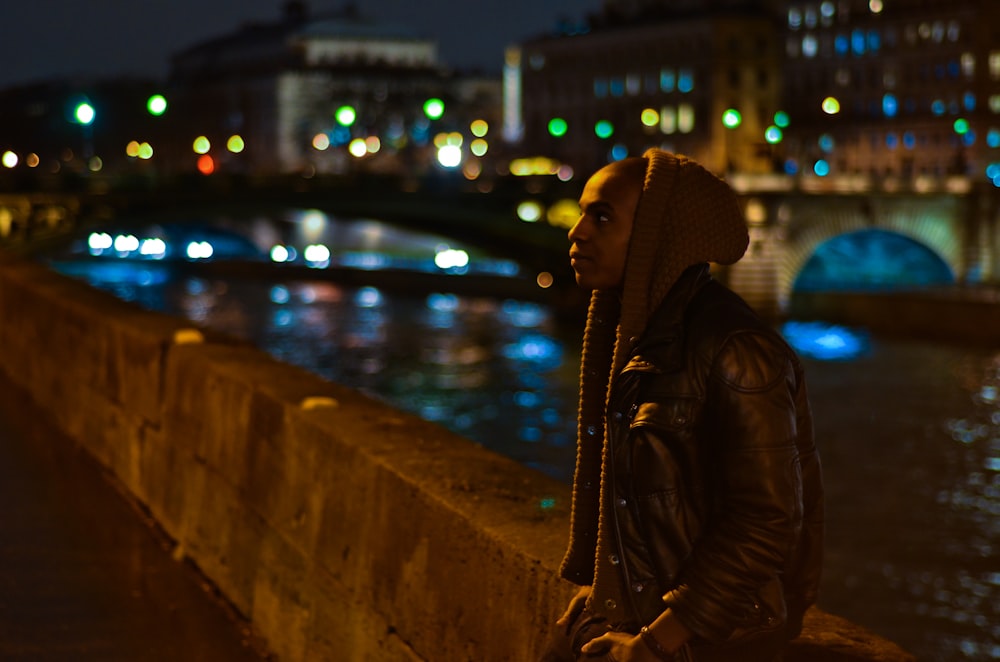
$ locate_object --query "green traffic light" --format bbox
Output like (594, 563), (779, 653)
(722, 108), (742, 129)
(423, 98), (445, 120)
(147, 94), (168, 116)
(74, 102), (95, 125)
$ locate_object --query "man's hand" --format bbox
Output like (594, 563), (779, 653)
(579, 631), (664, 661)
(556, 585), (592, 634)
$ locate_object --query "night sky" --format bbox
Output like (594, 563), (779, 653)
(0, 0), (603, 89)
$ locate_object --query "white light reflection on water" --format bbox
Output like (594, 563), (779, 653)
(42, 216), (1000, 661)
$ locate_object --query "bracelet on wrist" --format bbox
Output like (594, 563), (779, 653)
(639, 625), (673, 661)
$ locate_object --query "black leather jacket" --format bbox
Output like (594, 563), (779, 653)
(597, 265), (824, 649)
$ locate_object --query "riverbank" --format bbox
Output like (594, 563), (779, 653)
(790, 288), (1000, 348)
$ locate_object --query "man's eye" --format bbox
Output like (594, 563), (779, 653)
(597, 213), (611, 224)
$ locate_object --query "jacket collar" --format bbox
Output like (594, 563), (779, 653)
(625, 263), (713, 370)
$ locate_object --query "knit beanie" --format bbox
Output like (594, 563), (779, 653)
(560, 148), (749, 588)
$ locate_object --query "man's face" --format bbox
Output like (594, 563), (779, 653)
(568, 162), (642, 291)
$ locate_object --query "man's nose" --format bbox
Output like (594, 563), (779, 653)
(568, 217), (587, 242)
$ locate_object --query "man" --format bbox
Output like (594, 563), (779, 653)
(544, 149), (823, 661)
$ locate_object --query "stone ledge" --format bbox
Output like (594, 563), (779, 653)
(0, 251), (916, 661)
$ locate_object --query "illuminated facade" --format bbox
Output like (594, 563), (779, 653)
(780, 0), (1000, 188)
(508, 0), (1000, 190)
(167, 2), (502, 176)
(508, 6), (780, 176)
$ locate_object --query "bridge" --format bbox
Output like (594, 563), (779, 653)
(5, 176), (978, 659)
(3, 174), (998, 325)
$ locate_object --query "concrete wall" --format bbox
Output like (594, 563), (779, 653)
(0, 253), (915, 661)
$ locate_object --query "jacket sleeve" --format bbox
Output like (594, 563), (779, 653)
(661, 329), (805, 641)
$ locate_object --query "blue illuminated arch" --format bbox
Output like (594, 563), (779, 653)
(793, 229), (954, 292)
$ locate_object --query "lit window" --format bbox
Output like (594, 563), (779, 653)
(883, 94), (898, 117)
(932, 21), (944, 42)
(835, 35), (849, 56)
(852, 29), (866, 55)
(626, 74), (641, 95)
(868, 30), (881, 52)
(964, 93), (977, 111)
(947, 21), (960, 42)
(803, 35), (818, 58)
(991, 95), (1000, 113)
(660, 68), (676, 93)
(678, 104), (695, 133)
(820, 1), (835, 19)
(594, 78), (608, 98)
(989, 52), (1000, 79)
(678, 69), (694, 93)
(610, 77), (625, 97)
(660, 105), (677, 134)
(788, 8), (802, 29)
(805, 8), (817, 28)
(961, 53), (975, 78)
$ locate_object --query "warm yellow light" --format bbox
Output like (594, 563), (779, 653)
(470, 138), (488, 157)
(641, 108), (659, 127)
(348, 138), (367, 157)
(365, 136), (381, 153)
(227, 135), (245, 153)
(126, 140), (141, 157)
(546, 198), (581, 229)
(138, 142), (153, 159)
(470, 119), (489, 137)
(193, 136), (210, 154)
(1, 151), (17, 168)
(312, 133), (330, 150)
(26, 153), (39, 168)
(822, 97), (841, 114)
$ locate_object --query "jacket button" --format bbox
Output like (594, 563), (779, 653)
(617, 497), (627, 507)
(604, 599), (617, 610)
(674, 416), (687, 425)
(609, 554), (620, 565)
(613, 411), (623, 421)
(586, 425), (598, 436)
(632, 582), (644, 593)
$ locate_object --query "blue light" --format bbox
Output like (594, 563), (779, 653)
(963, 131), (976, 147)
(963, 92), (976, 111)
(814, 159), (830, 176)
(851, 28), (866, 55)
(835, 35), (848, 55)
(660, 70), (675, 93)
(818, 134), (835, 152)
(931, 100), (946, 116)
(882, 94), (898, 118)
(782, 321), (869, 361)
(784, 159), (799, 175)
(903, 132), (916, 149)
(610, 144), (628, 161)
(678, 69), (694, 93)
(886, 133), (899, 149)
(988, 130), (1000, 148)
(867, 29), (881, 51)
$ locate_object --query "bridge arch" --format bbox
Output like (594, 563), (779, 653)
(772, 193), (964, 307)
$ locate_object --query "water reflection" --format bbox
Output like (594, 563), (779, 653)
(41, 211), (1000, 661)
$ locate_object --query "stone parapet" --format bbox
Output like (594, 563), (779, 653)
(0, 252), (915, 661)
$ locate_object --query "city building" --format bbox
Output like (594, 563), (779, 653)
(165, 1), (503, 178)
(505, 0), (783, 177)
(504, 0), (1000, 193)
(779, 0), (1000, 191)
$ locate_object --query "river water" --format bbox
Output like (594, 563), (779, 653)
(43, 209), (1000, 661)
